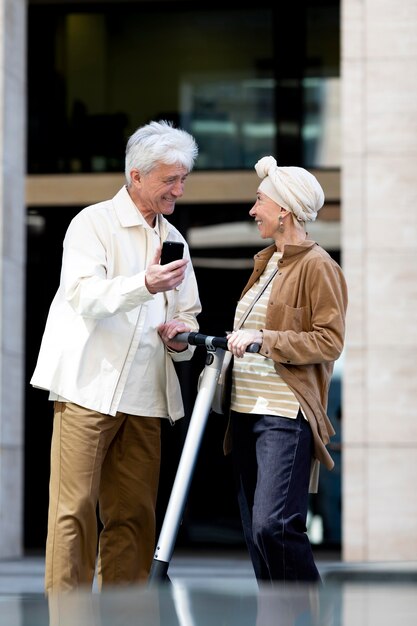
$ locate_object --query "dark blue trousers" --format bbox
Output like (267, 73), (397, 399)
(230, 410), (321, 583)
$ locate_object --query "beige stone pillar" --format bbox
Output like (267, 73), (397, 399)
(0, 0), (26, 558)
(342, 0), (417, 560)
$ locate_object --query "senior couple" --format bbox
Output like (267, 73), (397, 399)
(31, 120), (347, 593)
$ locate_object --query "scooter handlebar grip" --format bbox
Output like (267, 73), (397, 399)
(174, 332), (191, 344)
(190, 333), (228, 350)
(174, 332), (260, 353)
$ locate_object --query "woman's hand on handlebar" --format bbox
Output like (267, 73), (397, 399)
(227, 329), (263, 358)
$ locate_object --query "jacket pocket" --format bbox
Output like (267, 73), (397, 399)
(267, 302), (310, 333)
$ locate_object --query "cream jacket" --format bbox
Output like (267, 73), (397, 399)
(30, 186), (201, 420)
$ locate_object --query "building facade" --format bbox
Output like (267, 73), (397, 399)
(0, 0), (416, 562)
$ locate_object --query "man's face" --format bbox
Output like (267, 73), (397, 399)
(129, 162), (190, 225)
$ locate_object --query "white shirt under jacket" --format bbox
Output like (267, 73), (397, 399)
(30, 186), (201, 421)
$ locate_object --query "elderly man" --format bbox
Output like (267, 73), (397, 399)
(31, 120), (202, 592)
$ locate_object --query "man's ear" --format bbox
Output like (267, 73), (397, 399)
(130, 169), (141, 185)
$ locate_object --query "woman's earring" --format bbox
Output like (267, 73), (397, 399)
(278, 215), (285, 233)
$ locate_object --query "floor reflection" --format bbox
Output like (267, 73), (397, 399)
(1, 579), (417, 626)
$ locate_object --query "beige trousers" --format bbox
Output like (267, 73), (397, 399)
(45, 401), (161, 592)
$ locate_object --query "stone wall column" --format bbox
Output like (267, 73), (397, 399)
(0, 0), (26, 558)
(342, 0), (417, 560)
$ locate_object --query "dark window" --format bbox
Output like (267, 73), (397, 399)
(28, 1), (340, 174)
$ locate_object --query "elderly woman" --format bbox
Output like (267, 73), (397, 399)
(226, 156), (348, 583)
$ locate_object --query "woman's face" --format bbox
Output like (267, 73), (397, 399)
(249, 190), (282, 239)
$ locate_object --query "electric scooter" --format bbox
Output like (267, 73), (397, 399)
(148, 331), (259, 584)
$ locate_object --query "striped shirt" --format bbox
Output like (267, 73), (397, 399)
(230, 251), (300, 418)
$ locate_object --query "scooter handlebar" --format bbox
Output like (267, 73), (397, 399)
(175, 331), (260, 353)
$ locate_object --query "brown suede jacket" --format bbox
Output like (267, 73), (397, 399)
(225, 239), (348, 482)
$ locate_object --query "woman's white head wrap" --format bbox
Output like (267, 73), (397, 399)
(255, 156), (324, 222)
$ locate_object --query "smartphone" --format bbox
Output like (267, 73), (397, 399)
(160, 240), (184, 265)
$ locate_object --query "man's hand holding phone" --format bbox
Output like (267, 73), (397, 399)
(145, 241), (188, 294)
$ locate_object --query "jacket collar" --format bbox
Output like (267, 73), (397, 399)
(112, 186), (171, 239)
(255, 239), (317, 263)
(242, 239), (318, 297)
(251, 240), (317, 280)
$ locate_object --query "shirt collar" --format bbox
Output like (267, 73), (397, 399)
(112, 186), (172, 239)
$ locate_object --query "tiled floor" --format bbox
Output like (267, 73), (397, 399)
(1, 551), (417, 625)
